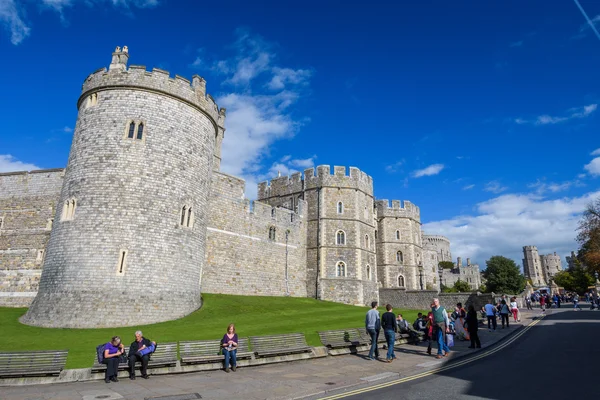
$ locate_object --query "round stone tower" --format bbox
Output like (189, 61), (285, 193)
(22, 47), (223, 328)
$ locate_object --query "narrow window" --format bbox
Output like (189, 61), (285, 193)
(396, 251), (403, 263)
(337, 202), (343, 214)
(46, 218), (53, 231)
(365, 235), (369, 249)
(181, 206), (187, 226)
(336, 230), (346, 245)
(69, 199), (76, 219)
(0, 216), (4, 230)
(366, 265), (371, 280)
(36, 249), (45, 263)
(186, 207), (193, 228)
(117, 250), (128, 275)
(396, 230), (400, 240)
(374, 230), (378, 240)
(136, 122), (144, 140)
(269, 226), (276, 241)
(336, 261), (346, 277)
(128, 121), (135, 139)
(271, 208), (276, 218)
(398, 275), (405, 287)
(290, 213), (294, 222)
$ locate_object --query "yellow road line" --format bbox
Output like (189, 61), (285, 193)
(319, 317), (544, 400)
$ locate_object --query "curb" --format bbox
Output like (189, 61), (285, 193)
(296, 316), (541, 400)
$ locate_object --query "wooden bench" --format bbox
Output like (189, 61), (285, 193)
(357, 328), (387, 345)
(249, 333), (312, 358)
(91, 342), (178, 372)
(318, 329), (369, 349)
(180, 338), (253, 364)
(0, 350), (68, 378)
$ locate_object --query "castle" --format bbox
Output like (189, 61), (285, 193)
(522, 246), (563, 287)
(0, 48), (480, 328)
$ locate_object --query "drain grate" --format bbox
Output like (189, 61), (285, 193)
(145, 394), (202, 400)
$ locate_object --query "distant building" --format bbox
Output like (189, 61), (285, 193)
(522, 246), (562, 287)
(440, 257), (482, 291)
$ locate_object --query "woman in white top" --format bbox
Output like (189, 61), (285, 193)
(510, 297), (520, 322)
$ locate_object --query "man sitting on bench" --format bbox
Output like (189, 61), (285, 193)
(396, 314), (420, 344)
(128, 330), (156, 380)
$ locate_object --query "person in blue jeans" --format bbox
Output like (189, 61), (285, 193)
(365, 301), (380, 360)
(381, 304), (398, 362)
(432, 298), (451, 359)
(221, 323), (238, 373)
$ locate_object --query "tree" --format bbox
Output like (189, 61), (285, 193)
(441, 284), (457, 293)
(453, 280), (472, 292)
(482, 256), (526, 294)
(478, 284), (487, 293)
(577, 197), (600, 274)
(439, 261), (454, 270)
(553, 270), (575, 291)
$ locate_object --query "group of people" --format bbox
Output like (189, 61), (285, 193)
(365, 298), (483, 362)
(100, 324), (239, 383)
(525, 290), (600, 312)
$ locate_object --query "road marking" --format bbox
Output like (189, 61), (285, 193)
(318, 317), (544, 399)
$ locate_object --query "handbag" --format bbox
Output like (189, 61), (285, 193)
(446, 334), (454, 347)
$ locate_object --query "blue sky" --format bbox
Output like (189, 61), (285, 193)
(1, 0), (599, 267)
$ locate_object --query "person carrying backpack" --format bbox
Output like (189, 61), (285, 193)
(499, 300), (510, 328)
(97, 336), (125, 383)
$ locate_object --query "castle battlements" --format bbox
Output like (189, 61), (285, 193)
(79, 47), (222, 125)
(257, 165), (373, 199)
(375, 199), (420, 220)
(423, 234), (450, 244)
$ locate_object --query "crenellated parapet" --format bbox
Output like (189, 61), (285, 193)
(375, 199), (421, 221)
(257, 165), (373, 199)
(422, 234), (450, 244)
(79, 47), (221, 127)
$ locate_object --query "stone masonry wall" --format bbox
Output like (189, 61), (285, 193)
(0, 170), (63, 307)
(379, 289), (493, 311)
(203, 172), (307, 297)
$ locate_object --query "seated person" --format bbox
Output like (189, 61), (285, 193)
(128, 330), (156, 380)
(396, 314), (420, 344)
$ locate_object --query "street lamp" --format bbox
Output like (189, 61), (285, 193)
(438, 265), (444, 294)
(595, 271), (599, 284)
(418, 262), (424, 291)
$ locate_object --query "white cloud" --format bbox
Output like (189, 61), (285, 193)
(211, 31), (311, 198)
(528, 179), (577, 194)
(423, 191), (600, 267)
(515, 103), (597, 125)
(2, 0), (159, 45)
(267, 67), (312, 90)
(189, 56), (202, 68)
(412, 163), (444, 178)
(0, 0), (30, 45)
(590, 148), (600, 156)
(484, 180), (508, 194)
(463, 184), (475, 190)
(385, 160), (404, 173)
(575, 13), (600, 39)
(0, 154), (40, 172)
(509, 40), (523, 47)
(584, 157), (600, 176)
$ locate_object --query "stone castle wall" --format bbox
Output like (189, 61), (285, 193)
(379, 289), (493, 312)
(0, 170), (64, 307)
(203, 172), (307, 297)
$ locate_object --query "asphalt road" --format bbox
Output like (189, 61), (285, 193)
(334, 309), (600, 399)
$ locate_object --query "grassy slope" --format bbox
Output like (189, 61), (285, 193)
(0, 294), (425, 369)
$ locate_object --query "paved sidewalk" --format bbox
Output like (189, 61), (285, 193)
(0, 312), (537, 400)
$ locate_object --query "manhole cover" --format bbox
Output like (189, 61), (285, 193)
(324, 382), (336, 385)
(145, 394), (202, 400)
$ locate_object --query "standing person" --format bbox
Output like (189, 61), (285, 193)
(102, 336), (125, 383)
(381, 304), (397, 363)
(221, 323), (238, 373)
(431, 298), (450, 359)
(464, 305), (481, 349)
(539, 294), (546, 313)
(483, 299), (497, 332)
(556, 294), (561, 308)
(365, 301), (381, 360)
(525, 296), (532, 310)
(573, 294), (581, 311)
(453, 303), (469, 341)
(510, 297), (520, 323)
(425, 312), (434, 355)
(499, 300), (510, 328)
(128, 330), (156, 380)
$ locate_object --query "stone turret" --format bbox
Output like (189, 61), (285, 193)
(22, 47), (221, 328)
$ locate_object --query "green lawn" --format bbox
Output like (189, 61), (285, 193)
(0, 294), (425, 369)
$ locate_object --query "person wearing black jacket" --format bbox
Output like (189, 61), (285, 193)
(128, 330), (156, 380)
(464, 305), (481, 349)
(381, 304), (398, 363)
